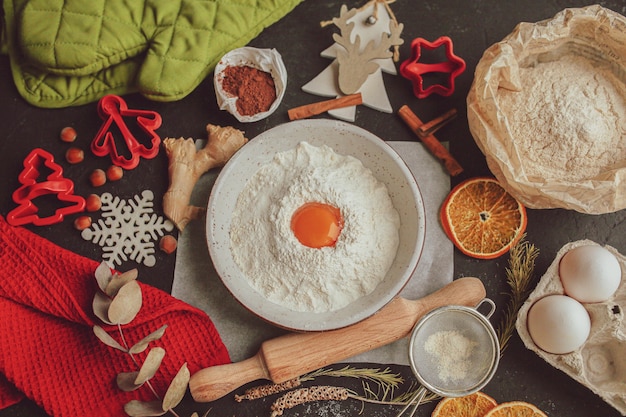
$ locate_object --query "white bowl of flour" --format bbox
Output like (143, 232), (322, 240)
(206, 119), (426, 331)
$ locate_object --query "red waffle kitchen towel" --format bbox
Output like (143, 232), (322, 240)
(0, 216), (231, 416)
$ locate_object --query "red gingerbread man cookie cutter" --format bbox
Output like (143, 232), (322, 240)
(400, 36), (466, 99)
(91, 95), (162, 170)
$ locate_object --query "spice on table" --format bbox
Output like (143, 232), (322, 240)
(416, 108), (458, 138)
(159, 234), (178, 254)
(162, 124), (248, 231)
(288, 93), (363, 120)
(221, 65), (276, 116)
(73, 215), (92, 231)
(89, 169), (107, 187)
(85, 194), (102, 212)
(60, 126), (77, 142)
(65, 147), (84, 164)
(398, 105), (463, 176)
(106, 165), (123, 181)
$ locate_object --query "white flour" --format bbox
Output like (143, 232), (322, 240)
(229, 142), (400, 313)
(424, 330), (477, 383)
(497, 54), (626, 182)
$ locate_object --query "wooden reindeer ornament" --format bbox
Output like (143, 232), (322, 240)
(333, 4), (404, 95)
(301, 1), (404, 122)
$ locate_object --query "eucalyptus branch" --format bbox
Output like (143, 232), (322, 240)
(91, 261), (192, 417)
(116, 323), (164, 404)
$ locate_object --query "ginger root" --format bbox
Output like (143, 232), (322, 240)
(163, 124), (248, 231)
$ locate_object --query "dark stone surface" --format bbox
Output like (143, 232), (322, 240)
(1, 1), (624, 416)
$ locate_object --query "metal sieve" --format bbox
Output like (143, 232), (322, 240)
(396, 299), (500, 417)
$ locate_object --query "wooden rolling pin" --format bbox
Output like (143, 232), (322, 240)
(189, 277), (486, 402)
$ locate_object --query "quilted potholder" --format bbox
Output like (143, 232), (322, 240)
(1, 0), (302, 108)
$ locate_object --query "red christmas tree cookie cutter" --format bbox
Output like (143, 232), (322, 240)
(400, 36), (466, 99)
(91, 94), (162, 170)
(7, 148), (86, 226)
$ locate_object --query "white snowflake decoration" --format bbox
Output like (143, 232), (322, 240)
(81, 190), (174, 267)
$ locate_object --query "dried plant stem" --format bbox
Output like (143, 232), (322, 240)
(118, 325), (160, 399)
(93, 264), (191, 417)
(235, 378), (302, 402)
(303, 365), (403, 387)
(350, 382), (439, 407)
(301, 366), (443, 406)
(267, 383), (439, 417)
(498, 235), (539, 353)
(116, 325), (182, 417)
(235, 366), (405, 405)
(270, 386), (350, 417)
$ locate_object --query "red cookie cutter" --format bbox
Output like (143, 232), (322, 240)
(7, 148), (86, 226)
(91, 94), (162, 170)
(400, 36), (466, 99)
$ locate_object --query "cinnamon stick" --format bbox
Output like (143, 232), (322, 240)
(288, 93), (362, 120)
(398, 105), (464, 176)
(416, 108), (458, 138)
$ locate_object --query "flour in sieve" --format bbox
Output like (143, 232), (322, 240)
(497, 54), (626, 182)
(424, 330), (477, 383)
(229, 142), (400, 313)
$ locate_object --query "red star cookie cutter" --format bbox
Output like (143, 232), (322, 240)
(400, 36), (466, 99)
(91, 94), (162, 170)
(7, 148), (86, 226)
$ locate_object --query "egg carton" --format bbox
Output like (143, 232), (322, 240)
(516, 240), (626, 415)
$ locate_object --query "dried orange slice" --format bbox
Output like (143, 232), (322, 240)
(483, 401), (548, 417)
(432, 392), (498, 417)
(441, 177), (527, 259)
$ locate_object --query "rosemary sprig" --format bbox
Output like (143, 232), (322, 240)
(302, 365), (403, 387)
(497, 234), (539, 353)
(304, 366), (404, 404)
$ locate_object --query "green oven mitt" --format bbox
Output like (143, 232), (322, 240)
(1, 0), (302, 108)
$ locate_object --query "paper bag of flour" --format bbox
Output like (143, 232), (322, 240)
(467, 5), (626, 214)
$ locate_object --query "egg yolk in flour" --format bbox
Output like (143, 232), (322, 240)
(291, 202), (343, 248)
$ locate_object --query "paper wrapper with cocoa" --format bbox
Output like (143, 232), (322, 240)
(467, 5), (626, 214)
(214, 47), (287, 122)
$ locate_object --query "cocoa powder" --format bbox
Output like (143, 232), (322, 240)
(221, 65), (276, 116)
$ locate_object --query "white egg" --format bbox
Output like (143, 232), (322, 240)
(527, 294), (591, 354)
(559, 245), (622, 303)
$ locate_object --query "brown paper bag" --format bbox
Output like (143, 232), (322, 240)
(467, 5), (626, 214)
